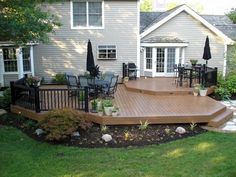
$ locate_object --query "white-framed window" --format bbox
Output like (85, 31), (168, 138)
(98, 45), (116, 59)
(71, 1), (103, 29)
(145, 47), (152, 70)
(3, 48), (18, 72)
(22, 47), (31, 72)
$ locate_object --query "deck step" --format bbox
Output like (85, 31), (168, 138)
(208, 109), (234, 128)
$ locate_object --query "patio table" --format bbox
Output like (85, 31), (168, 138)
(179, 65), (202, 87)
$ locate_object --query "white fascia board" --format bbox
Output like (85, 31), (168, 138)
(141, 43), (188, 47)
(140, 5), (234, 44)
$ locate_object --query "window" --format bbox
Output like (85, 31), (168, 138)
(3, 48), (17, 72)
(167, 48), (175, 73)
(72, 1), (103, 28)
(145, 47), (152, 69)
(22, 47), (31, 72)
(98, 45), (116, 59)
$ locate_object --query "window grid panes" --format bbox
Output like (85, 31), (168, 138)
(156, 48), (165, 73)
(73, 1), (102, 27)
(167, 48), (175, 73)
(145, 47), (152, 69)
(98, 45), (116, 59)
(22, 48), (31, 72)
(89, 2), (102, 26)
(3, 48), (17, 72)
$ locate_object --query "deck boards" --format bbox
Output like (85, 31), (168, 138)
(11, 78), (229, 125)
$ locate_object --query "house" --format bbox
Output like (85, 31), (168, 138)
(140, 5), (236, 77)
(0, 3), (236, 87)
(0, 0), (140, 86)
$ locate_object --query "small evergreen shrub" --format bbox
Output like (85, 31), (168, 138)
(40, 109), (92, 141)
(0, 88), (11, 109)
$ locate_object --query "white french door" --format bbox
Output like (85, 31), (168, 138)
(153, 47), (178, 77)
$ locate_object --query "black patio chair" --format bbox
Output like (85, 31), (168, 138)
(102, 75), (119, 98)
(66, 75), (79, 96)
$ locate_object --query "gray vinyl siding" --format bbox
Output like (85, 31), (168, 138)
(34, 1), (138, 81)
(140, 51), (144, 76)
(142, 11), (226, 72)
(3, 74), (18, 87)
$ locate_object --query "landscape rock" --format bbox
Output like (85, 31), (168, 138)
(0, 109), (7, 116)
(175, 127), (186, 134)
(72, 131), (80, 138)
(35, 128), (45, 136)
(102, 134), (112, 142)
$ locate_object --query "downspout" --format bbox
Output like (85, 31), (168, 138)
(137, 0), (140, 77)
(223, 44), (227, 77)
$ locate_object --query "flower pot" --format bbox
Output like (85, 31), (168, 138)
(123, 77), (129, 83)
(193, 92), (198, 96)
(199, 89), (207, 96)
(98, 111), (103, 116)
(112, 112), (118, 117)
(104, 106), (113, 116)
(96, 101), (102, 110)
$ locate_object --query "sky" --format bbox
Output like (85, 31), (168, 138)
(153, 0), (236, 14)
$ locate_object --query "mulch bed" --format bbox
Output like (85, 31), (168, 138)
(0, 112), (207, 148)
(209, 93), (236, 101)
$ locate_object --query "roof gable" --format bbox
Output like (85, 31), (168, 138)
(140, 5), (234, 44)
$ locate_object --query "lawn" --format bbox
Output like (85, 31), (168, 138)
(1, 126), (236, 177)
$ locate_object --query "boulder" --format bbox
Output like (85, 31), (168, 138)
(102, 134), (112, 142)
(0, 109), (7, 116)
(175, 127), (186, 134)
(35, 128), (45, 136)
(72, 131), (80, 138)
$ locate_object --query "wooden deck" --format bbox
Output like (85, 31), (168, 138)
(125, 77), (193, 95)
(11, 78), (233, 127)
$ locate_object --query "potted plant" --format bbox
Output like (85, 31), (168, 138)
(111, 106), (120, 117)
(199, 85), (208, 96)
(123, 76), (129, 83)
(26, 76), (41, 87)
(190, 59), (198, 66)
(193, 84), (200, 96)
(97, 107), (103, 116)
(102, 99), (113, 116)
(90, 99), (97, 113)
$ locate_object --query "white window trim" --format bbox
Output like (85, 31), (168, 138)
(2, 47), (18, 74)
(141, 43), (188, 47)
(97, 45), (117, 60)
(70, 1), (104, 30)
(2, 47), (33, 76)
(144, 47), (152, 71)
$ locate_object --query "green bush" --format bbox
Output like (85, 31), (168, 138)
(0, 88), (11, 109)
(216, 73), (236, 99)
(40, 109), (92, 141)
(215, 87), (231, 100)
(52, 73), (66, 85)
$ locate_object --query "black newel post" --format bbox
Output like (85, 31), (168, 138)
(84, 86), (89, 112)
(34, 87), (40, 113)
(10, 81), (15, 105)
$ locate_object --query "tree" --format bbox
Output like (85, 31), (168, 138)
(166, 0), (204, 13)
(227, 8), (236, 24)
(140, 0), (153, 12)
(0, 0), (61, 45)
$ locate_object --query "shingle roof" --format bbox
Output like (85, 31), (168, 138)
(141, 36), (187, 43)
(140, 8), (236, 40)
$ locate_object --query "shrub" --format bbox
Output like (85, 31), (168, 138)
(215, 87), (231, 100)
(0, 88), (11, 109)
(40, 109), (92, 141)
(52, 73), (66, 85)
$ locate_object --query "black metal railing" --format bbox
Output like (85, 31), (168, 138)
(11, 81), (89, 113)
(202, 67), (217, 87)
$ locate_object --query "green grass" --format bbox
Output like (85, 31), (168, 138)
(1, 126), (236, 177)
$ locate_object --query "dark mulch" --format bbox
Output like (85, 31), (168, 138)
(0, 112), (207, 148)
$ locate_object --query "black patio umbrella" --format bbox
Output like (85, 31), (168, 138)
(86, 39), (95, 72)
(202, 36), (212, 65)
